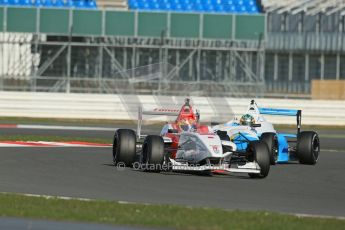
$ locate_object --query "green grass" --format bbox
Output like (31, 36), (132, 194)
(0, 193), (343, 230)
(0, 135), (112, 144)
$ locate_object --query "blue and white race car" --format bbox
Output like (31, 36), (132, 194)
(213, 100), (320, 165)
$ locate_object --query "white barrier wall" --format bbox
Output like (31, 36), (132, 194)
(0, 92), (344, 125)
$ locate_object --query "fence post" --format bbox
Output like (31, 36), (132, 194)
(66, 8), (73, 93)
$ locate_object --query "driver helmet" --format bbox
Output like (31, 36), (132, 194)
(183, 106), (191, 113)
(179, 119), (192, 131)
(240, 114), (255, 126)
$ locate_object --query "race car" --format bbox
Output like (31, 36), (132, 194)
(213, 100), (320, 165)
(112, 98), (271, 178)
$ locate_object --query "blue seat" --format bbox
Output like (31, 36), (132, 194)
(214, 4), (224, 12)
(248, 0), (255, 6)
(137, 1), (146, 8)
(140, 2), (150, 10)
(194, 4), (204, 12)
(67, 0), (78, 7)
(181, 3), (193, 11)
(249, 5), (258, 13)
(203, 3), (214, 12)
(149, 2), (160, 10)
(137, 1), (144, 8)
(211, 0), (221, 4)
(73, 0), (85, 8)
(33, 0), (44, 7)
(53, 0), (65, 7)
(44, 0), (54, 7)
(20, 0), (31, 6)
(160, 2), (171, 10)
(224, 4), (236, 12)
(171, 3), (183, 11)
(85, 0), (96, 8)
(169, 0), (179, 5)
(239, 0), (245, 5)
(129, 1), (139, 9)
(159, 0), (169, 4)
(237, 5), (247, 13)
(128, 0), (260, 14)
(8, 0), (20, 5)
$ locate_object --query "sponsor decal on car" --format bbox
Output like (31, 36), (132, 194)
(211, 145), (220, 154)
(153, 108), (180, 112)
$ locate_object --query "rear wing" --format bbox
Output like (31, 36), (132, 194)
(259, 108), (301, 134)
(250, 100), (302, 134)
(137, 106), (180, 139)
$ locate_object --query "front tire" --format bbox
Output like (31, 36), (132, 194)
(247, 141), (270, 178)
(113, 129), (136, 167)
(260, 132), (278, 165)
(141, 135), (164, 172)
(297, 131), (320, 165)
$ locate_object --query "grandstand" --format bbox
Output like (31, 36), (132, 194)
(0, 0), (344, 97)
(128, 0), (260, 13)
(0, 0), (261, 12)
(0, 0), (97, 8)
(262, 0), (345, 96)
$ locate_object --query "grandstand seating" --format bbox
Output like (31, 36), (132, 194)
(0, 0), (97, 8)
(0, 0), (261, 13)
(128, 0), (260, 14)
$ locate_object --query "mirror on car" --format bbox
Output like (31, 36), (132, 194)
(211, 122), (220, 126)
(216, 130), (230, 141)
(168, 129), (178, 133)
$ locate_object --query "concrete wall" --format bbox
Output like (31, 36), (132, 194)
(0, 92), (344, 125)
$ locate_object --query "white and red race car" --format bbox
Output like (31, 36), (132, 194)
(112, 99), (270, 178)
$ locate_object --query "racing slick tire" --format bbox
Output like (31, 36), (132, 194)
(113, 129), (136, 167)
(260, 132), (278, 165)
(296, 131), (320, 165)
(141, 135), (165, 172)
(247, 141), (270, 178)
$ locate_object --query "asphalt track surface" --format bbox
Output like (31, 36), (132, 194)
(0, 126), (345, 218)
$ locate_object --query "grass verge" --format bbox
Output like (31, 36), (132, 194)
(0, 193), (344, 230)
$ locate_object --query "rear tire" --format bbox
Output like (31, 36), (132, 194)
(260, 132), (278, 165)
(141, 135), (165, 172)
(297, 131), (320, 165)
(247, 141), (270, 178)
(113, 129), (136, 167)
